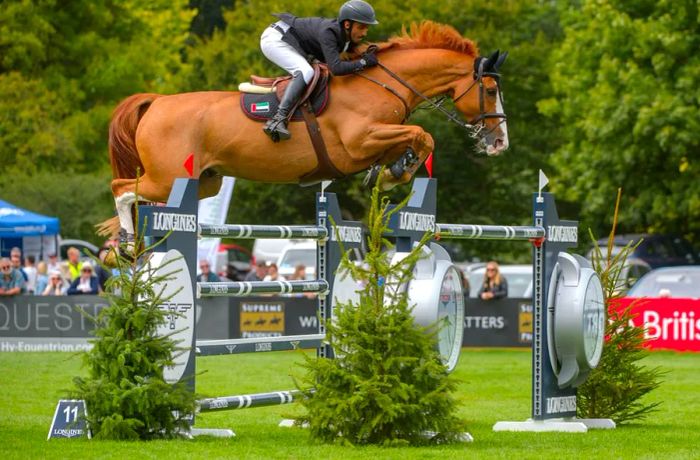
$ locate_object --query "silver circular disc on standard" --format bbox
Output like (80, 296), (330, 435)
(582, 274), (605, 367)
(436, 265), (465, 371)
(546, 252), (606, 388)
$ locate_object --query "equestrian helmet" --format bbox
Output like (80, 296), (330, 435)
(338, 0), (379, 25)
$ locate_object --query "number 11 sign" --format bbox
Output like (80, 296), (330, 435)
(47, 400), (91, 440)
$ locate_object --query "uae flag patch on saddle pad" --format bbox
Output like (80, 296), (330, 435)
(251, 102), (270, 113)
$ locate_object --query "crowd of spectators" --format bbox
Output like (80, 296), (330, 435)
(1, 245), (320, 298)
(0, 245), (114, 297)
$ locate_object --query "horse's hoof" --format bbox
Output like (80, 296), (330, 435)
(363, 165), (381, 189)
(103, 248), (119, 268)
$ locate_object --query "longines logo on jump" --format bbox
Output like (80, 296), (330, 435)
(330, 226), (363, 243)
(399, 211), (435, 232)
(547, 225), (578, 243)
(152, 212), (197, 232)
(546, 396), (577, 414)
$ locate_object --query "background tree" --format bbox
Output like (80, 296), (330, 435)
(541, 0), (700, 246)
(189, 0), (234, 38)
(0, 0), (193, 241)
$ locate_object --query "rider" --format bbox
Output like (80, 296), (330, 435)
(260, 0), (379, 142)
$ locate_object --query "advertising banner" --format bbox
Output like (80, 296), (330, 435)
(461, 298), (531, 347)
(1, 295), (549, 351)
(0, 296), (230, 351)
(0, 295), (107, 352)
(614, 297), (700, 352)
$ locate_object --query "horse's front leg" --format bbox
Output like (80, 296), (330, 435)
(355, 124), (434, 190)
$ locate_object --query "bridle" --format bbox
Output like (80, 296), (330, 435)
(356, 49), (507, 140)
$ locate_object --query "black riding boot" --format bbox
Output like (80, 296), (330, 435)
(263, 71), (307, 142)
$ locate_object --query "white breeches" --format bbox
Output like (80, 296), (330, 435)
(260, 22), (314, 84)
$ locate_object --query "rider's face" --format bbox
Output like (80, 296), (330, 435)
(346, 22), (370, 45)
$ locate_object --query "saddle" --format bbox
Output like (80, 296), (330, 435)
(239, 63), (331, 122)
(239, 63), (343, 183)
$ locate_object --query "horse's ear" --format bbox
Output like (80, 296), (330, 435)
(484, 50), (500, 72)
(494, 51), (508, 71)
(474, 56), (485, 79)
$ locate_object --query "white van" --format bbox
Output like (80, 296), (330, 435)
(252, 238), (312, 264)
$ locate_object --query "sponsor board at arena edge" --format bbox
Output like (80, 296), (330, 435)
(615, 297), (700, 352)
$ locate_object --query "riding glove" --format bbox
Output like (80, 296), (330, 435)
(360, 52), (379, 68)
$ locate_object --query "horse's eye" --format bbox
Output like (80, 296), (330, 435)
(486, 88), (498, 97)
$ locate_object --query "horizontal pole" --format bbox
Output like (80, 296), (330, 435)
(199, 390), (306, 412)
(199, 224), (327, 240)
(436, 223), (545, 240)
(198, 280), (329, 298)
(196, 333), (325, 356)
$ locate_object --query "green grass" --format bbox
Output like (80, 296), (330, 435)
(1, 349), (698, 459)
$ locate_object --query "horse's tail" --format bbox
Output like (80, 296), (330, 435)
(109, 93), (161, 179)
(98, 93), (160, 238)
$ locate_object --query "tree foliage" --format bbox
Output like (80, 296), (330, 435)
(71, 239), (196, 439)
(297, 176), (466, 445)
(542, 0), (700, 245)
(0, 0), (193, 242)
(577, 190), (664, 423)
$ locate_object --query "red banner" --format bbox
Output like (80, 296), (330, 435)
(615, 297), (700, 352)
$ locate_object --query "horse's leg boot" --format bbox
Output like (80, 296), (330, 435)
(389, 147), (419, 179)
(263, 71), (306, 142)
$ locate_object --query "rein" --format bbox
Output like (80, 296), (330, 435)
(356, 53), (507, 139)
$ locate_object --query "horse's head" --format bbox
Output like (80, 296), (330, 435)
(453, 50), (509, 156)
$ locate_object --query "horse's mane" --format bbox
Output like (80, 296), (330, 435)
(360, 21), (478, 57)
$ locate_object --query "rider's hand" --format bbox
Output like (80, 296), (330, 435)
(360, 51), (378, 68)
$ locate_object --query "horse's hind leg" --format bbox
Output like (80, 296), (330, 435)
(111, 175), (174, 237)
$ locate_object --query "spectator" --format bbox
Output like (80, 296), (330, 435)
(66, 247), (83, 281)
(67, 262), (100, 295)
(289, 263), (308, 281)
(0, 257), (25, 296)
(289, 263), (316, 299)
(197, 259), (220, 282)
(264, 263), (285, 282)
(479, 261), (508, 300)
(46, 252), (60, 273)
(23, 255), (38, 294)
(35, 261), (49, 295)
(42, 270), (66, 296)
(10, 247), (28, 285)
(59, 262), (72, 285)
(245, 260), (268, 281)
(94, 247), (113, 291)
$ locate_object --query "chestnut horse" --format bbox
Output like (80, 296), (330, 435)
(100, 21), (508, 238)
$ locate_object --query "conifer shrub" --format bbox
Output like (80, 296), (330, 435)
(297, 176), (466, 445)
(72, 232), (196, 439)
(577, 190), (664, 423)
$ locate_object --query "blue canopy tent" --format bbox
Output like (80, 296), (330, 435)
(0, 199), (60, 259)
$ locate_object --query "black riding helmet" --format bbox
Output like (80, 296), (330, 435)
(338, 0), (379, 25)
